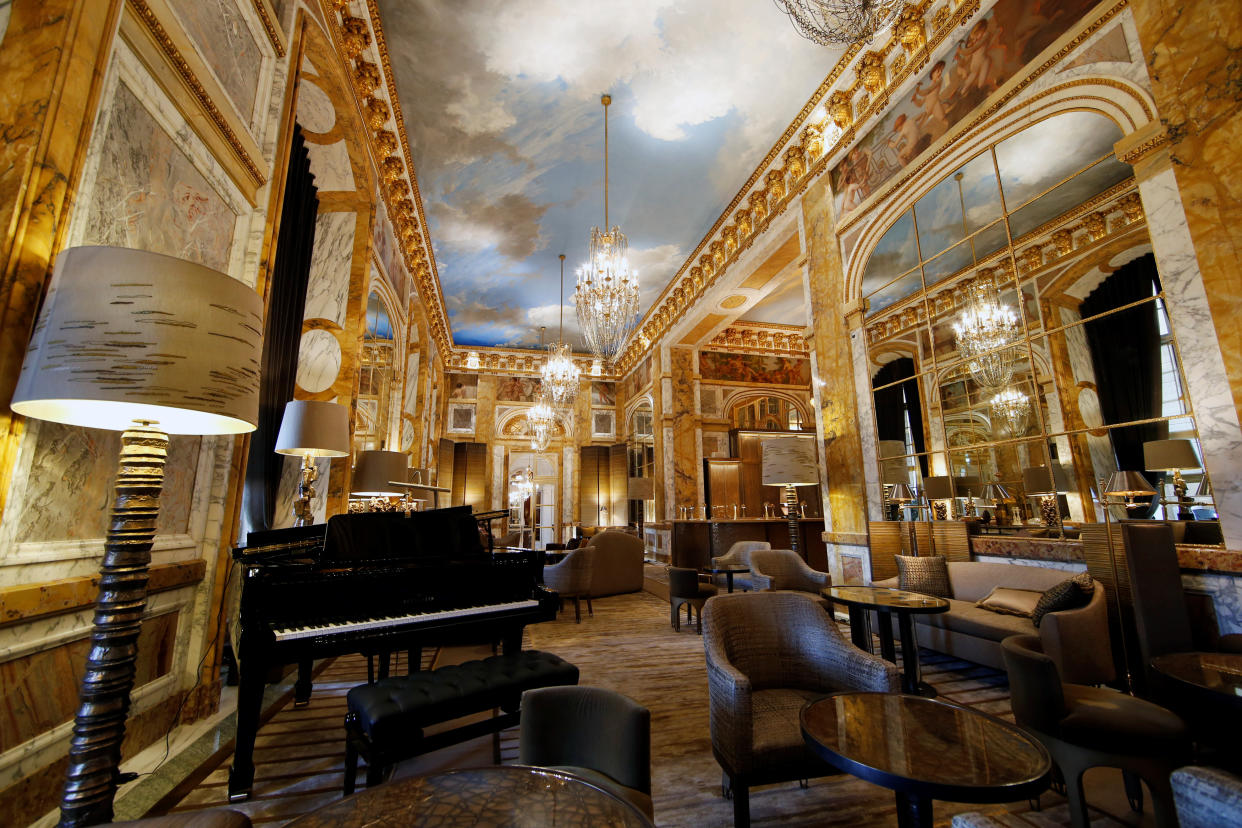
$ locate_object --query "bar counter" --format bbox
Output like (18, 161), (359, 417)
(671, 518), (829, 572)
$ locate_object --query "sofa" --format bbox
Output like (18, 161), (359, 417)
(875, 561), (1113, 685)
(586, 530), (645, 597)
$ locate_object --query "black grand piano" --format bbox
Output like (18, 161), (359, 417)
(227, 505), (557, 802)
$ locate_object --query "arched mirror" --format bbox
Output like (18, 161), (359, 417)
(355, 289), (396, 454)
(627, 401), (655, 526)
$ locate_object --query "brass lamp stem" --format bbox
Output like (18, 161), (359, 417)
(293, 453), (318, 527)
(60, 424), (168, 827)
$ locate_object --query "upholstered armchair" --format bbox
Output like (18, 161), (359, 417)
(709, 540), (769, 592)
(1172, 766), (1242, 828)
(703, 591), (900, 828)
(585, 530), (645, 596)
(748, 548), (831, 595)
(543, 546), (594, 622)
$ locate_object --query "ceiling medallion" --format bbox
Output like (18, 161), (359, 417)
(952, 278), (1020, 389)
(772, 0), (902, 46)
(541, 254), (581, 406)
(575, 94), (640, 365)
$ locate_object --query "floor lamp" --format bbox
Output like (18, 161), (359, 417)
(10, 246), (262, 827)
(274, 400), (350, 526)
(761, 435), (819, 560)
(1098, 470), (1157, 693)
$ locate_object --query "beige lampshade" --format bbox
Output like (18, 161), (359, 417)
(275, 400), (350, 457)
(351, 450), (408, 496)
(954, 475), (981, 497)
(922, 475), (954, 500)
(889, 482), (915, 503)
(1022, 465), (1069, 495)
(761, 436), (819, 486)
(1143, 439), (1200, 472)
(11, 246), (261, 434)
(1104, 470), (1156, 498)
(628, 477), (654, 499)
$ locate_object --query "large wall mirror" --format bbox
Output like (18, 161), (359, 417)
(862, 111), (1215, 535)
(627, 401), (655, 525)
(355, 290), (396, 454)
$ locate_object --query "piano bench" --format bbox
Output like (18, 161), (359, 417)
(342, 649), (579, 794)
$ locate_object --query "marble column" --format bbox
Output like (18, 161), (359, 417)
(1129, 0), (1242, 430)
(669, 347), (698, 514)
(803, 177), (868, 537)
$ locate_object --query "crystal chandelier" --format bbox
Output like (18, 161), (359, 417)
(575, 94), (639, 364)
(542, 254), (581, 405)
(526, 386), (558, 451)
(953, 279), (1020, 388)
(773, 0), (902, 46)
(990, 386), (1031, 436)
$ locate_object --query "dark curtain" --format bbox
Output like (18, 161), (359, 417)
(242, 126), (319, 534)
(872, 357), (928, 475)
(1081, 253), (1167, 506)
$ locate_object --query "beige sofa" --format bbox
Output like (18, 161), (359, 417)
(586, 530), (645, 597)
(876, 561), (1113, 685)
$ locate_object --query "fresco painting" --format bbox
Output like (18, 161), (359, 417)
(699, 352), (811, 385)
(448, 373), (478, 400)
(831, 0), (1099, 217)
(591, 382), (616, 407)
(496, 376), (540, 403)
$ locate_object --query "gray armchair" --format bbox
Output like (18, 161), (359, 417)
(1172, 766), (1242, 828)
(709, 540), (769, 592)
(519, 686), (653, 820)
(703, 591), (899, 828)
(748, 548), (831, 595)
(543, 546), (594, 622)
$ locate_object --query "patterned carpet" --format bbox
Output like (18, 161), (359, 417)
(153, 588), (1145, 827)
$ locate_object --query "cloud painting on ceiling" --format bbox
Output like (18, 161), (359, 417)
(376, 0), (839, 350)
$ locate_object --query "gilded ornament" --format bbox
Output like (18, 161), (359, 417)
(1021, 246), (1043, 272)
(766, 168), (787, 204)
(1084, 211), (1107, 241)
(375, 130), (398, 155)
(364, 96), (390, 130)
(690, 266), (703, 287)
(711, 240), (726, 267)
(748, 190), (768, 222)
(1052, 229), (1073, 256)
(734, 208), (752, 238)
(858, 51), (886, 94)
(802, 123), (824, 162)
(723, 226), (738, 254)
(381, 156), (405, 185)
(828, 90), (853, 129)
(328, 0), (351, 14)
(1120, 192), (1143, 223)
(392, 197), (415, 220)
(388, 179), (410, 201)
(340, 16), (371, 59)
(931, 6), (950, 31)
(891, 50), (908, 73)
(784, 144), (806, 180)
(895, 5), (925, 53)
(354, 61), (382, 97)
(699, 254), (715, 280)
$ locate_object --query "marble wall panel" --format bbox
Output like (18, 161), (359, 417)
(166, 0), (264, 123)
(305, 211), (354, 326)
(974, 554), (1086, 573)
(296, 328), (342, 394)
(670, 349), (698, 511)
(305, 139), (354, 192)
(372, 200), (409, 305)
(848, 331), (883, 520)
(296, 78), (335, 135)
(78, 82), (235, 272)
(1, 425), (200, 547)
(1139, 164), (1242, 549)
(1181, 571), (1242, 636)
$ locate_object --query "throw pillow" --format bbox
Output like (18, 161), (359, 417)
(975, 586), (1042, 617)
(896, 555), (952, 599)
(1031, 572), (1095, 627)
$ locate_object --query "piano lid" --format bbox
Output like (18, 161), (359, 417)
(322, 505), (485, 564)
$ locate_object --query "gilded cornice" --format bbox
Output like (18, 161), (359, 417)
(444, 345), (615, 380)
(128, 0), (266, 187)
(1118, 131), (1171, 165)
(704, 323), (811, 357)
(251, 0), (285, 57)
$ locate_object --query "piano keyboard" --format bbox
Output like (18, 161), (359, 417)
(272, 599), (541, 642)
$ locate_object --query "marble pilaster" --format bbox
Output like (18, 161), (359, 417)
(669, 348), (698, 514)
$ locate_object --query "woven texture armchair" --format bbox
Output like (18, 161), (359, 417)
(1172, 766), (1242, 828)
(543, 546), (594, 622)
(749, 548), (831, 595)
(703, 591), (899, 828)
(709, 540), (770, 592)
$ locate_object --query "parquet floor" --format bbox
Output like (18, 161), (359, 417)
(152, 590), (1143, 827)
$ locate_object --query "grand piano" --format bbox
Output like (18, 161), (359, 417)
(227, 505), (557, 802)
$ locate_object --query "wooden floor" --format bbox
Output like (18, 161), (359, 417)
(154, 591), (1144, 827)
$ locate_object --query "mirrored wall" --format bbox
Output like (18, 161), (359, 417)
(862, 111), (1214, 533)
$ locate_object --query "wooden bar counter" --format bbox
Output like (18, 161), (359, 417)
(671, 518), (829, 572)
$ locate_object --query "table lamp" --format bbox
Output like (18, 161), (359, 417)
(980, 482), (1011, 526)
(761, 435), (819, 560)
(1022, 465), (1068, 530)
(888, 482), (918, 554)
(922, 475), (954, 520)
(1143, 438), (1200, 520)
(274, 400), (350, 526)
(351, 449), (409, 504)
(10, 246), (261, 827)
(628, 477), (654, 528)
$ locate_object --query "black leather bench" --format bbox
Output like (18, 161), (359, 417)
(343, 650), (579, 793)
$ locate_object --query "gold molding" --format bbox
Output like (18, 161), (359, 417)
(251, 0), (286, 57)
(127, 0), (266, 188)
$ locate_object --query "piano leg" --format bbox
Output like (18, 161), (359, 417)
(293, 658), (313, 708)
(228, 640), (267, 802)
(378, 651), (391, 680)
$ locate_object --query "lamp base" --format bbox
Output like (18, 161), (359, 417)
(783, 484), (803, 560)
(59, 425), (168, 828)
(292, 454), (318, 527)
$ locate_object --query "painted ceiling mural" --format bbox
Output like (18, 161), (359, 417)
(376, 0), (840, 350)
